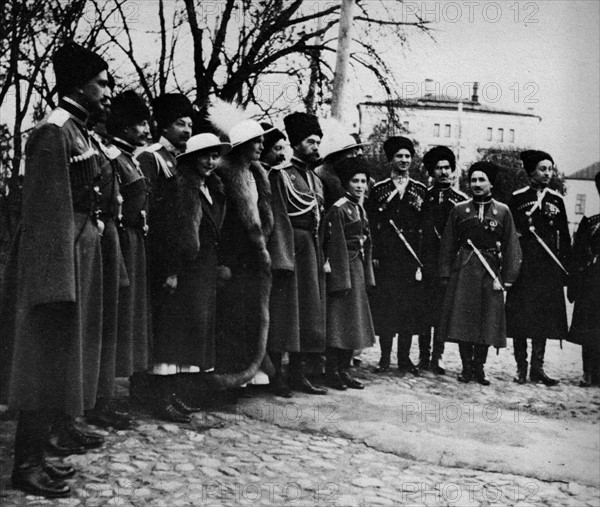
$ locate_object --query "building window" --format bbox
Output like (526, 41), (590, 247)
(497, 128), (504, 142)
(433, 123), (440, 137)
(575, 194), (586, 215)
(487, 127), (492, 141)
(445, 124), (451, 137)
(509, 129), (515, 143)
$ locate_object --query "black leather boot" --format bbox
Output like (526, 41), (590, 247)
(457, 343), (473, 383)
(530, 338), (559, 386)
(513, 338), (528, 384)
(288, 353), (327, 395)
(13, 411), (71, 498)
(473, 345), (490, 385)
(417, 334), (431, 370)
(375, 334), (393, 373)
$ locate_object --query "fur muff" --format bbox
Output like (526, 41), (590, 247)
(177, 168), (225, 261)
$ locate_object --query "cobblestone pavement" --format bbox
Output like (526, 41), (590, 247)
(1, 340), (599, 507)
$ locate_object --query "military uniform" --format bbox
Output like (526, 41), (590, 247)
(111, 137), (151, 378)
(1, 98), (104, 415)
(567, 213), (600, 385)
(137, 137), (180, 333)
(367, 176), (427, 370)
(420, 184), (468, 365)
(268, 156), (326, 355)
(88, 132), (128, 406)
(505, 185), (571, 381)
(439, 196), (522, 380)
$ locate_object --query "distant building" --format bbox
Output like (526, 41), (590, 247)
(357, 82), (541, 172)
(564, 162), (600, 234)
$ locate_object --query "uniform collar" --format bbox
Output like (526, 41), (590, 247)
(159, 136), (182, 156)
(59, 97), (90, 128)
(112, 137), (137, 156)
(291, 156), (310, 171)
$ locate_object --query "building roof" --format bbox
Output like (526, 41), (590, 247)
(358, 95), (541, 120)
(567, 161), (600, 180)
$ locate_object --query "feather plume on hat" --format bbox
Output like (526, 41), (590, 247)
(206, 98), (250, 138)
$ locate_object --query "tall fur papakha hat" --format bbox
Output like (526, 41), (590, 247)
(520, 150), (554, 175)
(335, 156), (371, 187)
(423, 146), (456, 175)
(106, 90), (150, 135)
(152, 93), (194, 130)
(283, 112), (323, 147)
(383, 136), (415, 161)
(260, 122), (286, 154)
(53, 41), (108, 96)
(468, 161), (500, 185)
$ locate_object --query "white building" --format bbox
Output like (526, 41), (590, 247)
(564, 162), (600, 234)
(357, 83), (541, 172)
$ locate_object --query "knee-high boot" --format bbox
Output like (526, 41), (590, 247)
(530, 338), (559, 386)
(513, 338), (528, 384)
(458, 342), (473, 382)
(473, 344), (490, 386)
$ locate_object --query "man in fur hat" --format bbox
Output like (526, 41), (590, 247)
(136, 93), (194, 421)
(419, 146), (467, 374)
(86, 90), (152, 428)
(268, 112), (328, 396)
(506, 150), (571, 386)
(0, 41), (111, 498)
(367, 136), (427, 377)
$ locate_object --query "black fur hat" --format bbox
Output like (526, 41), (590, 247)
(423, 146), (456, 175)
(106, 90), (150, 135)
(335, 156), (371, 187)
(383, 136), (415, 161)
(520, 150), (554, 175)
(152, 93), (194, 130)
(284, 112), (323, 147)
(468, 161), (500, 185)
(53, 41), (108, 96)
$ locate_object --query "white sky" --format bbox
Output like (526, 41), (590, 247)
(345, 0), (600, 173)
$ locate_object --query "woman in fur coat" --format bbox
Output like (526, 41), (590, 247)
(151, 134), (229, 420)
(208, 102), (274, 385)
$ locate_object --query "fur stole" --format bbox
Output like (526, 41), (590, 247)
(177, 169), (225, 260)
(217, 159), (273, 254)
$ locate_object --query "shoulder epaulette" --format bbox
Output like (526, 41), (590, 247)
(333, 197), (348, 208)
(47, 109), (70, 127)
(512, 186), (530, 195)
(106, 145), (121, 160)
(452, 187), (468, 198)
(409, 178), (427, 189)
(546, 188), (563, 198)
(373, 177), (391, 188)
(270, 161), (290, 171)
(143, 143), (163, 153)
(456, 199), (472, 209)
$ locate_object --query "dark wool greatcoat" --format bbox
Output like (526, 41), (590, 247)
(215, 160), (273, 373)
(323, 196), (376, 351)
(268, 157), (326, 354)
(112, 139), (151, 376)
(154, 168), (226, 369)
(438, 198), (522, 348)
(505, 186), (571, 340)
(137, 140), (180, 333)
(366, 177), (428, 337)
(421, 184), (468, 329)
(91, 133), (129, 399)
(567, 214), (600, 347)
(0, 103), (103, 415)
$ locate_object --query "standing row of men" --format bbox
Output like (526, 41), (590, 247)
(1, 40), (598, 500)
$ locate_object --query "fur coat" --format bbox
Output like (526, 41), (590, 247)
(211, 158), (274, 384)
